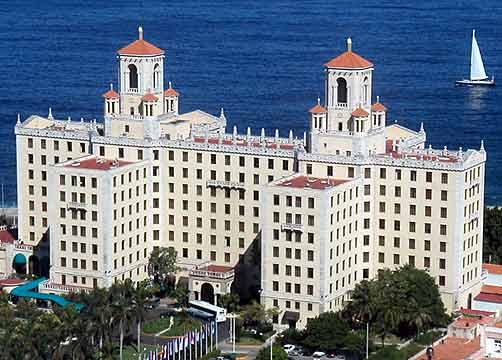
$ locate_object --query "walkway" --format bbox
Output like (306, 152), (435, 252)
(11, 277), (85, 310)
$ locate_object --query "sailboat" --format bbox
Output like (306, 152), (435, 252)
(456, 30), (495, 86)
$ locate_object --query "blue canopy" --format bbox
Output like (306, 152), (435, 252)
(11, 277), (85, 311)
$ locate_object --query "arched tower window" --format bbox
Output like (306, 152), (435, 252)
(153, 64), (160, 89)
(337, 78), (347, 104)
(128, 64), (138, 89)
(363, 76), (369, 104)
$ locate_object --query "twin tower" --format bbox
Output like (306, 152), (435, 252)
(103, 29), (388, 156)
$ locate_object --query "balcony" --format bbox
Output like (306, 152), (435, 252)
(281, 223), (303, 232)
(189, 266), (234, 280)
(39, 280), (92, 294)
(206, 180), (246, 190)
(67, 202), (87, 210)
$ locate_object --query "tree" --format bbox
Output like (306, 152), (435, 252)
(148, 247), (179, 293)
(346, 265), (447, 344)
(111, 280), (135, 360)
(483, 207), (502, 263)
(218, 293), (240, 313)
(256, 345), (287, 360)
(302, 311), (351, 352)
(174, 284), (190, 307)
(240, 301), (277, 327)
(132, 280), (151, 357)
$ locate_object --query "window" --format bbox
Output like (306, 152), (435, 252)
(128, 64), (138, 88)
(380, 168), (386, 179)
(337, 78), (347, 103)
(426, 171), (432, 183)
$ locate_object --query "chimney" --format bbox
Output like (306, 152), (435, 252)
(347, 37), (352, 52)
(138, 26), (144, 40)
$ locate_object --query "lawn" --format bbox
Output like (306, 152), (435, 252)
(123, 343), (159, 360)
(143, 313), (203, 337)
(368, 330), (444, 360)
(236, 336), (263, 345)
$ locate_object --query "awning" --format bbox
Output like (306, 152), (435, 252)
(282, 311), (300, 324)
(13, 253), (26, 264)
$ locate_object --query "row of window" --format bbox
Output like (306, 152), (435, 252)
(27, 138), (86, 153)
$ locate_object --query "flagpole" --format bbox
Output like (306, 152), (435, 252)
(215, 321), (219, 350)
(199, 327), (202, 357)
(210, 322), (213, 351)
(189, 332), (192, 360)
(205, 324), (208, 355)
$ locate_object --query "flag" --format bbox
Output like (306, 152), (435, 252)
(164, 345), (168, 359)
(211, 322), (215, 335)
(196, 330), (199, 342)
(184, 335), (188, 348)
(174, 339), (178, 353)
(169, 342), (173, 355)
(191, 331), (195, 344)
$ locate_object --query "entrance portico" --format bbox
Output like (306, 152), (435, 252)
(189, 263), (234, 305)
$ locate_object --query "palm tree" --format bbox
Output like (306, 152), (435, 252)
(132, 280), (151, 358)
(111, 280), (134, 360)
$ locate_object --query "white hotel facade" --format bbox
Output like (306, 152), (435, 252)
(6, 28), (486, 328)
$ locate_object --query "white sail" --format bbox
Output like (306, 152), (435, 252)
(470, 30), (488, 81)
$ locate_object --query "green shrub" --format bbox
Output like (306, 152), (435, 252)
(416, 330), (443, 345)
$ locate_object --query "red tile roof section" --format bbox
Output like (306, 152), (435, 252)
(0, 229), (16, 243)
(309, 104), (327, 114)
(0, 279), (26, 287)
(383, 139), (459, 163)
(103, 89), (120, 99)
(203, 265), (234, 273)
(460, 308), (495, 317)
(474, 292), (502, 304)
(483, 263), (502, 275)
(352, 107), (369, 117)
(416, 337), (480, 360)
(482, 285), (502, 295)
(65, 158), (131, 171)
(325, 51), (374, 69)
(277, 176), (348, 190)
(118, 39), (164, 56)
(142, 93), (159, 102)
(371, 102), (387, 112)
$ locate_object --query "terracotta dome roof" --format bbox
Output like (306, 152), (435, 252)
(118, 27), (164, 56)
(309, 103), (327, 114)
(325, 51), (374, 69)
(103, 89), (119, 99)
(352, 107), (369, 117)
(141, 93), (158, 102)
(164, 87), (179, 97)
(118, 39), (164, 56)
(372, 102), (387, 112)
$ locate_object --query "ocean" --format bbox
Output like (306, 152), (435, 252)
(0, 0), (501, 205)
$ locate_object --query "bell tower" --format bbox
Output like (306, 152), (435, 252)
(117, 27), (165, 116)
(324, 38), (374, 133)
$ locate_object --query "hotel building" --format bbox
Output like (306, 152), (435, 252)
(6, 28), (486, 327)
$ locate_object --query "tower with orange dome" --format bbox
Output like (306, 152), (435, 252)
(117, 27), (165, 116)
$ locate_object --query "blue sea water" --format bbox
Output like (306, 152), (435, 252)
(0, 0), (501, 205)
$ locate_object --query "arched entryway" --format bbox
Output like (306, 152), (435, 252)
(468, 293), (472, 309)
(12, 253), (27, 274)
(201, 283), (215, 304)
(28, 255), (39, 275)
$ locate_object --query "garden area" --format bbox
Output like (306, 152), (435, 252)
(143, 311), (202, 337)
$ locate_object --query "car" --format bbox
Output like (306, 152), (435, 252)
(333, 355), (346, 360)
(283, 344), (296, 354)
(312, 351), (326, 358)
(159, 309), (177, 318)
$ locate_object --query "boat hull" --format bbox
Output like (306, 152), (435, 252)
(455, 79), (496, 86)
